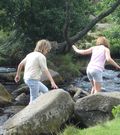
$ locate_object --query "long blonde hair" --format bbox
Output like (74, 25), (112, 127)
(96, 36), (110, 48)
(34, 39), (51, 53)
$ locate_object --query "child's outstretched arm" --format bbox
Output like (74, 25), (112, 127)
(44, 69), (58, 89)
(14, 59), (26, 83)
(72, 45), (92, 55)
(105, 48), (120, 70)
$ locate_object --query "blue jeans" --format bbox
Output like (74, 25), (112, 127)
(24, 79), (48, 104)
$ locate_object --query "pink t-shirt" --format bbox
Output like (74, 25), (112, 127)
(87, 45), (106, 71)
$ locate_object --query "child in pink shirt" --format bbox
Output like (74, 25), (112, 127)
(72, 36), (120, 94)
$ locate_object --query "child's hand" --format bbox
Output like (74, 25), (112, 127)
(72, 45), (78, 52)
(72, 45), (76, 50)
(14, 75), (20, 83)
(51, 82), (58, 89)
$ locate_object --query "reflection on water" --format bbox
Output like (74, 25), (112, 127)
(72, 69), (120, 92)
(0, 67), (16, 73)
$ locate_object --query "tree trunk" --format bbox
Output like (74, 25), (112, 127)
(62, 0), (71, 53)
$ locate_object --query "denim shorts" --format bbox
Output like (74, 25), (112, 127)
(87, 68), (103, 82)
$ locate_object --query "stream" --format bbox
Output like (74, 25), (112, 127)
(71, 69), (120, 92)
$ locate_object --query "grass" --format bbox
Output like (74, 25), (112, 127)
(59, 118), (120, 135)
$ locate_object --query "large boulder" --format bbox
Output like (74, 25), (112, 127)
(3, 89), (74, 135)
(41, 69), (64, 86)
(74, 92), (120, 127)
(0, 83), (13, 106)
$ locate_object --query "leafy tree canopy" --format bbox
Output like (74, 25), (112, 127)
(0, 0), (93, 42)
(0, 0), (120, 65)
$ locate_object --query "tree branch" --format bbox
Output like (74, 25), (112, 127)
(58, 0), (120, 52)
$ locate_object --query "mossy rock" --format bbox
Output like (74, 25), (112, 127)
(0, 83), (13, 106)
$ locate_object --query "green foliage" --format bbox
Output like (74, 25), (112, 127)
(59, 126), (80, 135)
(103, 24), (120, 57)
(112, 105), (120, 118)
(0, 0), (93, 42)
(0, 30), (9, 43)
(111, 7), (120, 23)
(95, 0), (116, 13)
(68, 0), (94, 37)
(0, 30), (33, 66)
(59, 118), (120, 135)
(0, 0), (119, 66)
(51, 53), (80, 80)
(93, 0), (120, 57)
(0, 0), (95, 65)
(94, 0), (120, 23)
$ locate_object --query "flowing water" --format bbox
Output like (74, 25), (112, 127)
(0, 67), (16, 73)
(72, 69), (120, 92)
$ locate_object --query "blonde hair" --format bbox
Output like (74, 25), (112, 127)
(96, 36), (110, 48)
(34, 39), (51, 53)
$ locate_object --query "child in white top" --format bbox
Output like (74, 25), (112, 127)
(72, 36), (120, 94)
(15, 39), (58, 104)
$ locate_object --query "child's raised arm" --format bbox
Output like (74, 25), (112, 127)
(72, 45), (92, 55)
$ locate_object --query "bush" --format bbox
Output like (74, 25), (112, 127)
(112, 105), (120, 118)
(103, 24), (120, 57)
(50, 53), (80, 82)
(0, 30), (33, 66)
(0, 30), (9, 44)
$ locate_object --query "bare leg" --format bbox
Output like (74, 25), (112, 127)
(90, 80), (95, 94)
(93, 81), (101, 94)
